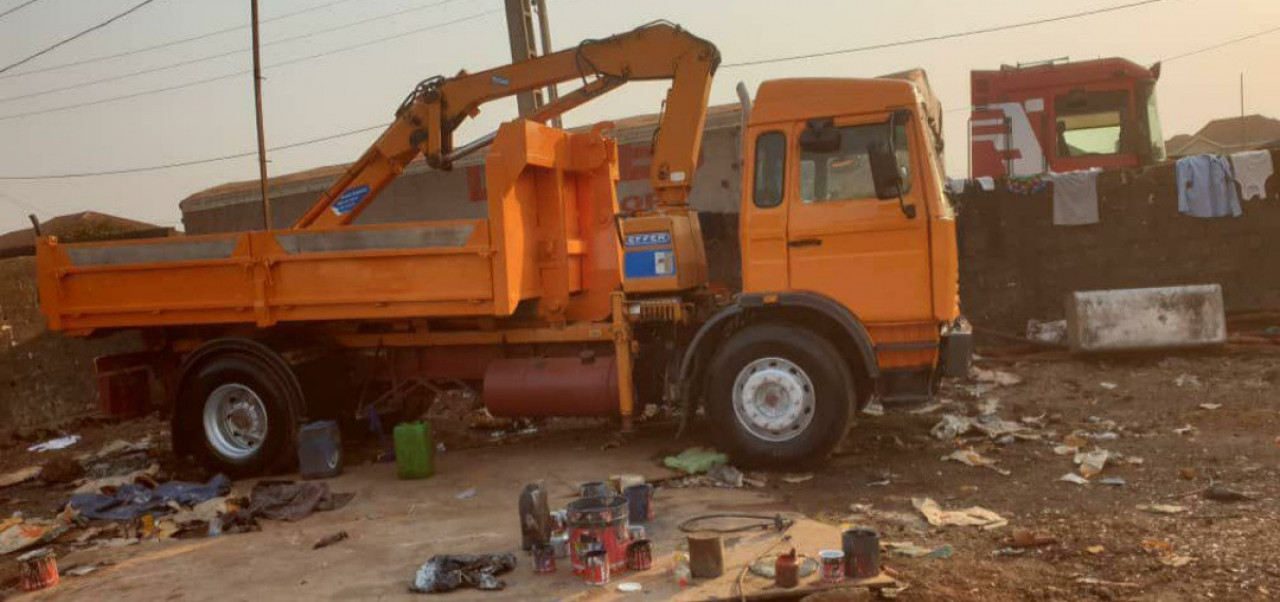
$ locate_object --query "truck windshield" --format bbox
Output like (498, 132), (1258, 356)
(800, 123), (910, 203)
(1054, 90), (1127, 157)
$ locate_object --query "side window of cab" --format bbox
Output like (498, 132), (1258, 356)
(752, 131), (786, 209)
(800, 123), (911, 203)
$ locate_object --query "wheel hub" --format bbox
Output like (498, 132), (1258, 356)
(732, 357), (816, 443)
(203, 383), (269, 460)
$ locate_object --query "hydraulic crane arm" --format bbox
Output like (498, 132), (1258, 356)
(294, 21), (720, 229)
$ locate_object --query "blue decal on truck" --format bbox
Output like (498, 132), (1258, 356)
(625, 232), (672, 247)
(331, 185), (371, 216)
(624, 249), (676, 278)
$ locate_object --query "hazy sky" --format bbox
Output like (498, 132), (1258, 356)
(0, 0), (1276, 233)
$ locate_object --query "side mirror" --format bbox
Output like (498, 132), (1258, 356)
(868, 141), (902, 200)
(799, 118), (840, 153)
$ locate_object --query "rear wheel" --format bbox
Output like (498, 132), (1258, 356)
(177, 350), (301, 476)
(705, 324), (855, 468)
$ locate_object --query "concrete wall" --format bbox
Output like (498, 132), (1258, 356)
(955, 149), (1280, 336)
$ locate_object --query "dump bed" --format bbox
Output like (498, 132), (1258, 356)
(37, 121), (623, 334)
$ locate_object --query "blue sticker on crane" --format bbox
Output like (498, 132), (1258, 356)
(625, 232), (672, 247)
(331, 185), (371, 216)
(492, 75), (510, 87)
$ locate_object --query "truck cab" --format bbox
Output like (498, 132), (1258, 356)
(970, 58), (1166, 178)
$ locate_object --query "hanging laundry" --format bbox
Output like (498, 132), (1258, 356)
(1049, 170), (1101, 226)
(1231, 150), (1273, 201)
(1176, 155), (1241, 218)
(945, 177), (967, 195)
(975, 176), (995, 192)
(1005, 174), (1049, 196)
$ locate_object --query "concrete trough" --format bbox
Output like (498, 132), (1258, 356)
(1066, 285), (1226, 353)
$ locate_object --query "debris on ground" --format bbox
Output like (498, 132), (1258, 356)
(616, 582), (642, 593)
(909, 401), (947, 415)
(1002, 528), (1057, 548)
(780, 473), (813, 484)
(1202, 485), (1257, 502)
(0, 508), (77, 555)
(1173, 425), (1199, 436)
(941, 449), (1010, 476)
(39, 456), (85, 484)
(248, 481), (355, 522)
(973, 368), (1022, 387)
(1142, 539), (1194, 567)
(882, 541), (954, 558)
(931, 414), (972, 440)
(846, 504), (930, 533)
(861, 400), (885, 416)
(409, 553), (517, 593)
(1098, 477), (1127, 487)
(0, 466), (42, 489)
(1076, 576), (1139, 588)
(662, 447), (728, 475)
(27, 435), (81, 453)
(976, 397), (1000, 416)
(1085, 545), (1106, 554)
(1026, 319), (1067, 345)
(1075, 448), (1112, 478)
(1059, 473), (1090, 486)
(1198, 403), (1222, 410)
(70, 474), (231, 521)
(313, 530), (349, 550)
(1174, 374), (1203, 389)
(455, 488), (477, 500)
(1137, 504), (1188, 515)
(912, 497), (1007, 530)
(1099, 382), (1118, 390)
(61, 563), (107, 577)
(706, 464), (743, 488)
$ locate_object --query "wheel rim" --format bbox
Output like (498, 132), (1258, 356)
(731, 356), (816, 443)
(203, 383), (269, 460)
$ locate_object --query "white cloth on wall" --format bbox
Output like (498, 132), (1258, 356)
(975, 176), (995, 192)
(1231, 150), (1273, 201)
(1050, 169), (1101, 226)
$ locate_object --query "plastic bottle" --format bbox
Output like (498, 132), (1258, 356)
(673, 552), (691, 587)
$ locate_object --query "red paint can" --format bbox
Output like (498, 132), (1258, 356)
(532, 543), (556, 574)
(626, 539), (653, 571)
(584, 550), (610, 586)
(19, 549), (58, 592)
(568, 495), (630, 574)
(819, 550), (845, 584)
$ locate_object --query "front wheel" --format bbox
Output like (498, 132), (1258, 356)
(705, 324), (855, 468)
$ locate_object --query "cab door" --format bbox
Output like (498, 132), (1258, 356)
(785, 115), (933, 323)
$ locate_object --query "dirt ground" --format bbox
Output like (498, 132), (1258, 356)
(2, 349), (1280, 600)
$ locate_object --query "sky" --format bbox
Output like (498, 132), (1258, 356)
(0, 0), (1277, 233)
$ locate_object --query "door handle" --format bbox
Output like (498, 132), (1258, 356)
(788, 238), (823, 248)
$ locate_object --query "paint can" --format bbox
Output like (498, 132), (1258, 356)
(842, 527), (880, 579)
(550, 509), (569, 534)
(584, 550), (610, 586)
(623, 483), (654, 523)
(819, 550), (845, 584)
(532, 543), (557, 574)
(18, 548), (58, 592)
(609, 473), (645, 494)
(628, 525), (647, 541)
(568, 495), (630, 574)
(626, 539), (653, 571)
(550, 532), (571, 558)
(579, 481), (611, 500)
(775, 548), (799, 589)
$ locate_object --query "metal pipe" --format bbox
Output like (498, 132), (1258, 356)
(534, 0), (561, 129)
(250, 0), (272, 230)
(735, 81), (751, 164)
(444, 131), (497, 163)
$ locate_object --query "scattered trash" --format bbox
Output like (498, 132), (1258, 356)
(1076, 576), (1139, 588)
(995, 435), (1016, 446)
(1198, 403), (1222, 410)
(972, 415), (1032, 439)
(40, 456), (85, 485)
(18, 547), (59, 591)
(410, 553), (517, 593)
(0, 466), (42, 489)
(1178, 467), (1197, 480)
(1173, 425), (1198, 436)
(1053, 445), (1077, 456)
(1003, 528), (1057, 548)
(1203, 485), (1256, 502)
(0, 508), (76, 556)
(780, 473), (813, 484)
(942, 449), (1011, 476)
(973, 368), (1022, 387)
(1083, 431), (1119, 441)
(861, 400), (885, 416)
(909, 402), (945, 415)
(456, 488), (478, 500)
(703, 465), (741, 488)
(1026, 319), (1067, 345)
(313, 530), (349, 550)
(662, 447), (727, 475)
(248, 480), (355, 522)
(73, 464), (161, 494)
(1124, 456), (1145, 466)
(1098, 382), (1118, 390)
(977, 397), (1001, 416)
(1137, 504), (1188, 515)
(882, 541), (953, 558)
(1075, 448), (1112, 478)
(1142, 539), (1194, 567)
(931, 414), (972, 440)
(1098, 477), (1127, 487)
(1085, 545), (1106, 555)
(70, 474), (231, 521)
(912, 497), (1007, 530)
(991, 547), (1025, 557)
(27, 435), (81, 453)
(846, 503), (930, 533)
(1059, 473), (1090, 486)
(61, 563), (103, 577)
(1020, 414), (1047, 428)
(616, 582), (642, 593)
(1174, 374), (1202, 388)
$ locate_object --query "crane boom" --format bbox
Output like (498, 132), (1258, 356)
(294, 21), (719, 229)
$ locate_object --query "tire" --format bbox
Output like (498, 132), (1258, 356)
(705, 324), (855, 468)
(176, 351), (301, 477)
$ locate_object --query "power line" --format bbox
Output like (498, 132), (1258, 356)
(0, 123), (388, 180)
(0, 0), (44, 21)
(1162, 24), (1280, 62)
(0, 0), (476, 105)
(722, 0), (1165, 69)
(0, 0), (370, 80)
(0, 0), (161, 75)
(0, 9), (499, 122)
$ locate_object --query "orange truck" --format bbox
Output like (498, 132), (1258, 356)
(36, 22), (970, 475)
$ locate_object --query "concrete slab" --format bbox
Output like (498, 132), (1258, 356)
(1066, 284), (1227, 352)
(17, 434), (880, 601)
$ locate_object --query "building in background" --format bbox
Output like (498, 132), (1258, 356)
(1165, 114), (1280, 157)
(0, 211), (173, 259)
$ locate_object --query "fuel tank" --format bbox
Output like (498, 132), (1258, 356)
(482, 356), (619, 417)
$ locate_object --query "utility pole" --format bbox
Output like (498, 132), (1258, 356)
(504, 0), (560, 127)
(251, 0), (272, 230)
(1239, 72), (1245, 149)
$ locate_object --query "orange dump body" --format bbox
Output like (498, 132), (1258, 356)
(36, 120), (622, 335)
